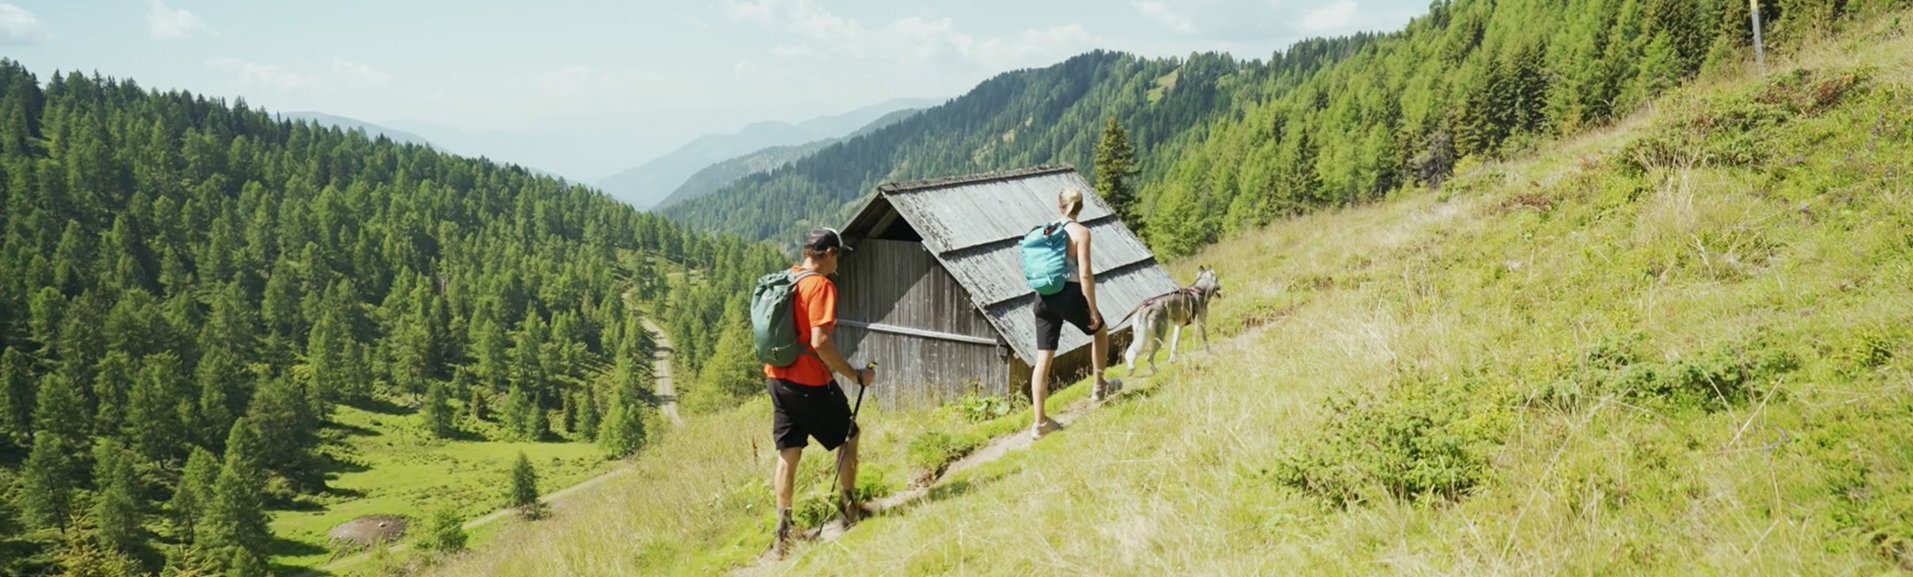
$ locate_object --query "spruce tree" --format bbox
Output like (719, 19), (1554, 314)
(191, 348), (241, 451)
(90, 439), (145, 556)
(126, 353), (187, 464)
(18, 372), (88, 532)
(576, 389), (600, 440)
(507, 452), (543, 519)
(416, 505), (467, 553)
(51, 527), (144, 577)
(90, 351), (136, 435)
(245, 376), (315, 488)
(1093, 116), (1141, 224)
(170, 446), (218, 544)
(502, 383), (539, 442)
(197, 419), (270, 573)
(423, 379), (455, 439)
(1, 346), (35, 446)
(597, 364), (649, 459)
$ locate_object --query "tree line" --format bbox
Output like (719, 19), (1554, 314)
(0, 60), (779, 576)
(660, 0), (1891, 261)
(659, 49), (1282, 247)
(1140, 0), (1893, 256)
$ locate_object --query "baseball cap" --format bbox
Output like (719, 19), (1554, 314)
(804, 227), (854, 253)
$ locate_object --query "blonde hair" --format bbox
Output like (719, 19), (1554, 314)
(1058, 188), (1084, 219)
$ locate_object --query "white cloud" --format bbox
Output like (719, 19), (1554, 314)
(206, 57), (391, 93)
(148, 0), (211, 40)
(967, 24), (1101, 71)
(511, 65), (683, 108)
(733, 59), (758, 75)
(1135, 1), (1197, 35)
(1298, 0), (1359, 33)
(0, 2), (46, 45)
(727, 0), (1100, 70)
(330, 59), (392, 90)
(721, 0), (781, 23)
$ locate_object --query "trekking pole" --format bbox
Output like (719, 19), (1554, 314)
(831, 361), (878, 513)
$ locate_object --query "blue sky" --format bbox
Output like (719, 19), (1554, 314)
(0, 0), (1429, 181)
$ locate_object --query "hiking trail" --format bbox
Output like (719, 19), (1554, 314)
(306, 317), (680, 576)
(733, 378), (1130, 576)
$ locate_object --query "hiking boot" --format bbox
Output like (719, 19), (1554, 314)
(839, 490), (863, 526)
(770, 511), (794, 558)
(1092, 377), (1122, 402)
(1032, 418), (1063, 440)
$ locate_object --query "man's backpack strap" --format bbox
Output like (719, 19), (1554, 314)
(790, 269), (822, 360)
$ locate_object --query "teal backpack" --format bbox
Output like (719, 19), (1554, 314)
(751, 269), (820, 367)
(1020, 219), (1071, 296)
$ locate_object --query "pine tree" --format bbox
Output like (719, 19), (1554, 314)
(597, 361), (650, 459)
(191, 348), (241, 452)
(1093, 116), (1141, 225)
(18, 372), (88, 532)
(51, 527), (144, 577)
(245, 376), (316, 489)
(197, 419), (270, 573)
(423, 379), (455, 439)
(576, 388), (600, 440)
(90, 351), (136, 435)
(507, 451), (543, 519)
(126, 353), (187, 464)
(0, 347), (32, 446)
(170, 446), (218, 544)
(501, 383), (542, 442)
(691, 298), (755, 412)
(90, 439), (145, 556)
(468, 386), (488, 423)
(415, 505), (467, 553)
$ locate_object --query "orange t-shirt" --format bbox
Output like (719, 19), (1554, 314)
(763, 266), (836, 387)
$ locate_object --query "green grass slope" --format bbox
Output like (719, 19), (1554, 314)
(777, 24), (1913, 576)
(406, 13), (1913, 576)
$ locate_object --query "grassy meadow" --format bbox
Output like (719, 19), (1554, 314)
(397, 10), (1913, 577)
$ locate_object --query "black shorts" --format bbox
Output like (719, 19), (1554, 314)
(768, 378), (858, 451)
(1034, 282), (1097, 351)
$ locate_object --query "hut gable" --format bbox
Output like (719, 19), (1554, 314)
(841, 166), (1177, 364)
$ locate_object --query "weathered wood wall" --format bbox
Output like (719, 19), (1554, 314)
(835, 239), (1010, 409)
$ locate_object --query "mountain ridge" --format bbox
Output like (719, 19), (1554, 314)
(596, 97), (939, 211)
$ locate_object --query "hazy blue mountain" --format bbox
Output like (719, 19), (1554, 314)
(596, 98), (939, 211)
(654, 107), (924, 211)
(281, 111), (436, 148)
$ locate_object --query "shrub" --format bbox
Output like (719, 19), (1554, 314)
(1274, 375), (1506, 507)
(1535, 334), (1799, 412)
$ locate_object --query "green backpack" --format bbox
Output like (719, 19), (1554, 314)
(751, 269), (821, 367)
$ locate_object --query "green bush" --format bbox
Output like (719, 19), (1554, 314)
(1535, 335), (1798, 412)
(1621, 67), (1872, 172)
(1274, 376), (1507, 507)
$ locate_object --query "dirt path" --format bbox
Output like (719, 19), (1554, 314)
(734, 379), (1125, 576)
(642, 318), (682, 425)
(307, 318), (680, 576)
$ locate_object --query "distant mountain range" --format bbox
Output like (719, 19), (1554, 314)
(653, 107), (924, 211)
(595, 98), (938, 211)
(280, 111), (436, 149)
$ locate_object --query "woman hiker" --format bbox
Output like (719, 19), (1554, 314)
(1028, 188), (1117, 440)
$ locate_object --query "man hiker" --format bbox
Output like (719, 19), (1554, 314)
(760, 228), (877, 557)
(1023, 187), (1117, 441)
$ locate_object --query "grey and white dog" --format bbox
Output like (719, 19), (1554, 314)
(1121, 266), (1222, 375)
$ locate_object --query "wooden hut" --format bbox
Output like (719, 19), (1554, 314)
(831, 166), (1178, 410)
